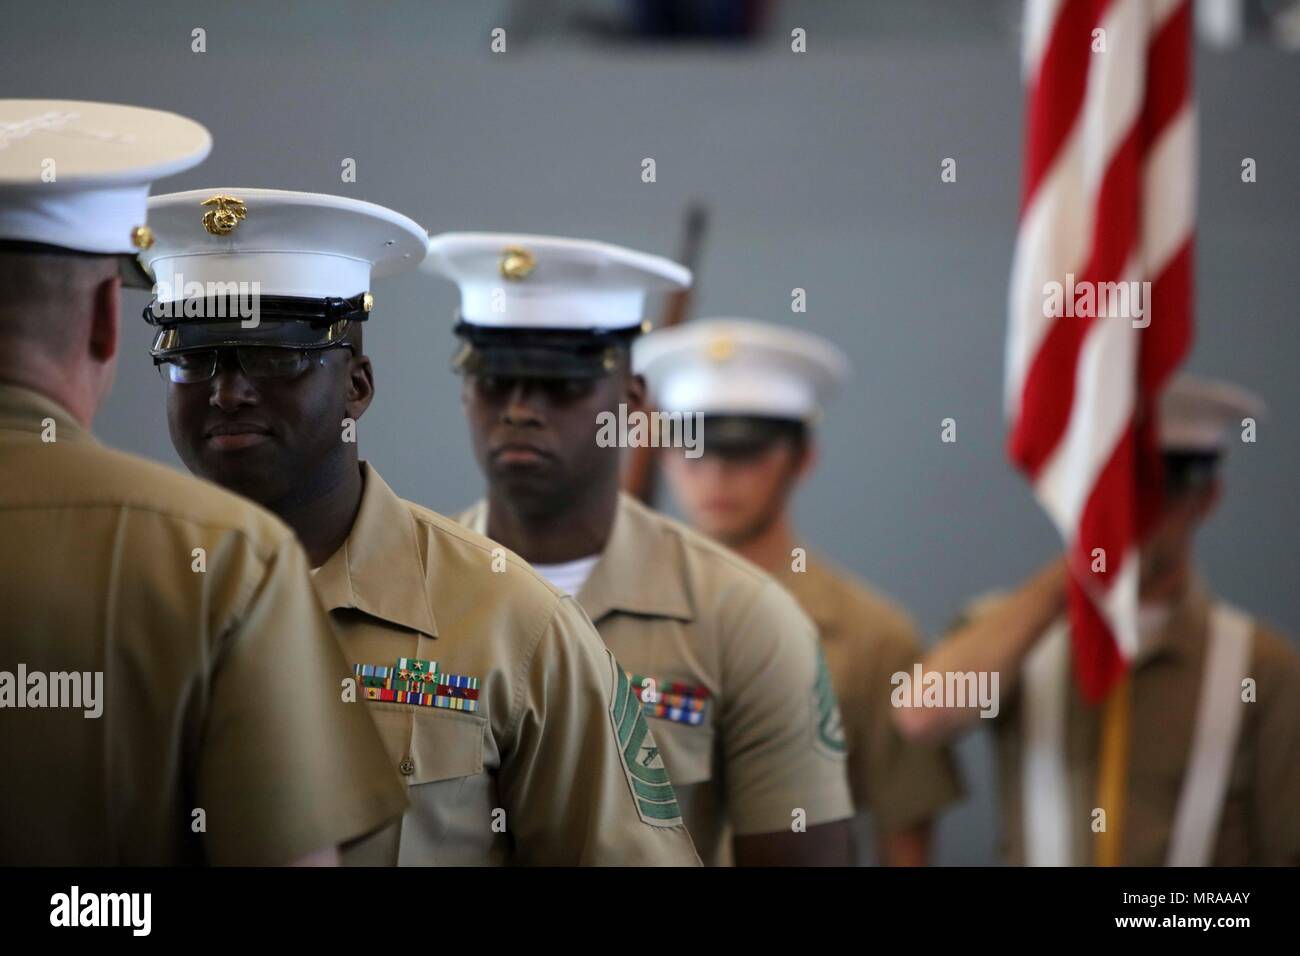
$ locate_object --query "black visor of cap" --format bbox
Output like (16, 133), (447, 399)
(120, 255), (153, 290)
(1162, 449), (1222, 495)
(452, 321), (640, 380)
(150, 317), (354, 357)
(144, 291), (370, 327)
(700, 415), (807, 456)
(145, 292), (369, 356)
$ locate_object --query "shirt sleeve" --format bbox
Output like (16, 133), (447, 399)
(1249, 627), (1300, 865)
(854, 618), (964, 832)
(938, 593), (1022, 723)
(196, 535), (408, 865)
(719, 581), (855, 835)
(495, 596), (701, 866)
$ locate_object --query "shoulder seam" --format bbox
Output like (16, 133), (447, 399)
(637, 502), (772, 586)
(0, 498), (287, 563)
(402, 501), (568, 598)
(506, 597), (565, 746)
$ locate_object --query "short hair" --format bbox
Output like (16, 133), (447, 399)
(0, 242), (119, 357)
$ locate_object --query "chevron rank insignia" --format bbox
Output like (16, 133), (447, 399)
(813, 648), (847, 757)
(611, 663), (683, 827)
(627, 672), (709, 726)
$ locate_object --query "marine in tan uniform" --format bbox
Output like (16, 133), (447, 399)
(0, 101), (406, 865)
(897, 376), (1300, 866)
(425, 233), (855, 865)
(143, 190), (698, 865)
(638, 318), (963, 865)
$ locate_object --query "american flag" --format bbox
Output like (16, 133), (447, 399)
(1007, 0), (1195, 702)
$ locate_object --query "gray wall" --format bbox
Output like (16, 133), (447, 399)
(4, 1), (1296, 865)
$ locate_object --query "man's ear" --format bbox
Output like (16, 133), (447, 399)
(1193, 479), (1223, 523)
(795, 439), (819, 483)
(346, 353), (375, 421)
(626, 371), (647, 407)
(88, 273), (121, 363)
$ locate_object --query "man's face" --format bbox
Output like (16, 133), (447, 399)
(461, 363), (633, 514)
(662, 440), (806, 546)
(165, 344), (370, 507)
(1138, 482), (1218, 595)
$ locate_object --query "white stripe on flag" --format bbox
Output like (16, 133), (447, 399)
(1006, 123), (1089, 416)
(1151, 0), (1184, 31)
(1034, 256), (1143, 535)
(1143, 106), (1197, 277)
(1005, 0), (1149, 419)
(1079, 0), (1148, 199)
(1022, 0), (1066, 81)
(1098, 554), (1140, 658)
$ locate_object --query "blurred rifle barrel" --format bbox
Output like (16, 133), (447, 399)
(622, 202), (709, 504)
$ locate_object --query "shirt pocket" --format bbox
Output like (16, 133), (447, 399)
(648, 716), (715, 787)
(363, 702), (486, 785)
(403, 709), (491, 862)
(409, 708), (486, 784)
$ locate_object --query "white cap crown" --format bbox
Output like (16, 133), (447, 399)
(1159, 374), (1265, 453)
(142, 188), (427, 303)
(424, 232), (691, 331)
(0, 99), (211, 254)
(635, 317), (850, 421)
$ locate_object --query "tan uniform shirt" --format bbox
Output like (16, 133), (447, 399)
(777, 554), (963, 833)
(460, 494), (855, 866)
(975, 584), (1300, 865)
(0, 384), (406, 865)
(319, 466), (699, 866)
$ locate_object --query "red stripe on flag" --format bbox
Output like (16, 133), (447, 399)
(1142, 1), (1192, 147)
(1135, 3), (1195, 540)
(1072, 418), (1137, 605)
(1140, 238), (1194, 388)
(1066, 571), (1127, 702)
(1136, 238), (1194, 538)
(1009, 0), (1196, 701)
(1010, 122), (1143, 478)
(1067, 408), (1136, 704)
(1021, 0), (1112, 213)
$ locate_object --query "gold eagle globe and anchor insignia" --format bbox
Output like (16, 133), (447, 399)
(707, 334), (735, 363)
(499, 245), (535, 281)
(201, 194), (248, 236)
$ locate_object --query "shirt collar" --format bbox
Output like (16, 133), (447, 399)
(461, 499), (488, 536)
(312, 462), (439, 638)
(465, 493), (694, 625)
(577, 494), (694, 624)
(0, 383), (95, 445)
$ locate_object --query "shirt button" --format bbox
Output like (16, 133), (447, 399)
(399, 756), (415, 777)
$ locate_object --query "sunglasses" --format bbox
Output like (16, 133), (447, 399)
(155, 342), (353, 385)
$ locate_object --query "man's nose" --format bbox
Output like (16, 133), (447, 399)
(700, 455), (731, 481)
(501, 380), (543, 427)
(209, 353), (259, 411)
